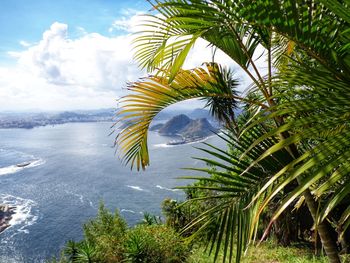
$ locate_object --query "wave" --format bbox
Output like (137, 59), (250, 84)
(0, 159), (45, 176)
(120, 210), (144, 217)
(153, 135), (218, 148)
(120, 209), (136, 214)
(73, 193), (84, 204)
(181, 135), (219, 145)
(153, 143), (172, 148)
(126, 185), (148, 192)
(155, 185), (180, 192)
(64, 190), (95, 208)
(0, 194), (39, 235)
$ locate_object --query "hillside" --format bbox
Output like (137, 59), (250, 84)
(151, 114), (218, 144)
(180, 118), (216, 139)
(158, 114), (191, 135)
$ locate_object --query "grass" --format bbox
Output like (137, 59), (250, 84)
(188, 242), (332, 263)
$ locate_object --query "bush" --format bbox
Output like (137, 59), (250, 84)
(161, 177), (222, 239)
(124, 225), (189, 263)
(48, 204), (188, 263)
(82, 203), (127, 262)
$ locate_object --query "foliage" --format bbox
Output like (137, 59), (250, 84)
(162, 173), (234, 239)
(83, 203), (127, 262)
(188, 242), (329, 263)
(74, 241), (99, 263)
(124, 225), (189, 263)
(115, 62), (242, 170)
(115, 0), (350, 262)
(139, 212), (162, 226)
(48, 204), (188, 263)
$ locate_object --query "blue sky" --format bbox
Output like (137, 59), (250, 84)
(0, 0), (148, 64)
(0, 0), (239, 111)
(0, 0), (154, 111)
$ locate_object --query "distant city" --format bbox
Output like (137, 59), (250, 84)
(0, 109), (117, 129)
(0, 108), (221, 129)
(0, 107), (243, 130)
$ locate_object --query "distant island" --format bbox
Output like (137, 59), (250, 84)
(0, 109), (116, 129)
(150, 114), (219, 145)
(0, 107), (235, 132)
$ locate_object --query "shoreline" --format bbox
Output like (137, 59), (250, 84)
(166, 133), (219, 146)
(0, 120), (115, 130)
(0, 204), (15, 233)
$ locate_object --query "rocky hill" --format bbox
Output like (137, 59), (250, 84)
(150, 114), (218, 143)
(180, 118), (215, 139)
(158, 114), (191, 135)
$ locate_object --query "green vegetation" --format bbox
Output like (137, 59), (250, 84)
(188, 243), (330, 263)
(125, 224), (188, 262)
(48, 204), (189, 263)
(115, 0), (350, 262)
(49, 203), (333, 263)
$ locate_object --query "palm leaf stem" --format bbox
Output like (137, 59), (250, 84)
(267, 32), (273, 96)
(226, 22), (269, 98)
(274, 123), (341, 263)
(268, 29), (345, 82)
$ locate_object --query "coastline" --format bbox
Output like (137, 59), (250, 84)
(0, 120), (115, 130)
(166, 133), (219, 146)
(0, 204), (15, 233)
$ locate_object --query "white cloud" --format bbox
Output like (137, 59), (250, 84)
(0, 13), (268, 112)
(108, 11), (262, 94)
(0, 22), (142, 111)
(109, 9), (145, 33)
(76, 26), (88, 36)
(19, 40), (31, 47)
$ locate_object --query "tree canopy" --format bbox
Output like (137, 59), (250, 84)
(115, 1), (350, 262)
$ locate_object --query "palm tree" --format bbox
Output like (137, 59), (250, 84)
(64, 240), (98, 263)
(115, 1), (350, 262)
(64, 240), (79, 262)
(75, 241), (98, 263)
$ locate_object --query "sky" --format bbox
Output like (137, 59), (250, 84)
(0, 0), (249, 112)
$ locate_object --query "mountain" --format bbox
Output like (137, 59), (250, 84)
(152, 114), (218, 144)
(180, 118), (216, 139)
(158, 114), (191, 135)
(54, 111), (87, 120)
(154, 108), (213, 121)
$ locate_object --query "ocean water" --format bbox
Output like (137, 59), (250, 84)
(0, 122), (226, 262)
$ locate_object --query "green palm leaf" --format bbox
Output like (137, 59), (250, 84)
(241, 64), (350, 237)
(115, 1), (350, 262)
(178, 122), (293, 263)
(115, 63), (241, 170)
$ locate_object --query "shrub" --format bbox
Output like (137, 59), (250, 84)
(82, 203), (127, 262)
(124, 224), (189, 263)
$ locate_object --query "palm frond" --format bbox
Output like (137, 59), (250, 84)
(115, 63), (240, 170)
(242, 64), (350, 233)
(179, 122), (293, 263)
(238, 0), (348, 75)
(133, 0), (268, 86)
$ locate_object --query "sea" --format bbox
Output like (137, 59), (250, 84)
(0, 122), (226, 262)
